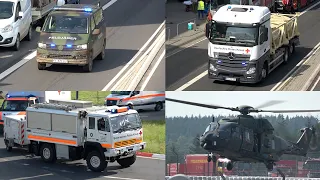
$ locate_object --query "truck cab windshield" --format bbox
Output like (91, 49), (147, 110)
(0, 2), (14, 19)
(43, 15), (88, 34)
(209, 22), (258, 46)
(111, 91), (131, 95)
(1, 100), (28, 111)
(110, 113), (142, 133)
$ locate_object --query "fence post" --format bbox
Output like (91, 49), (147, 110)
(75, 91), (79, 100)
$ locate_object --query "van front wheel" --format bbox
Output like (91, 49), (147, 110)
(154, 102), (162, 111)
(13, 35), (20, 51)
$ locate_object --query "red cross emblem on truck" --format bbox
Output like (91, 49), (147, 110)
(245, 49), (250, 53)
(139, 131), (142, 136)
(58, 91), (61, 95)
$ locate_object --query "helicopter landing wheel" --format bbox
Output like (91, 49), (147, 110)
(226, 162), (233, 171)
(266, 162), (273, 171)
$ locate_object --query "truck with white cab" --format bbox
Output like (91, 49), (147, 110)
(3, 100), (146, 172)
(206, 5), (299, 83)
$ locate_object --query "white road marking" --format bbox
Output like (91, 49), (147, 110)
(9, 173), (53, 180)
(140, 50), (165, 90)
(137, 155), (165, 161)
(0, 1), (118, 81)
(102, 0), (118, 10)
(175, 1), (320, 91)
(0, 54), (13, 59)
(104, 176), (145, 180)
(102, 21), (166, 91)
(176, 71), (207, 91)
(310, 76), (320, 91)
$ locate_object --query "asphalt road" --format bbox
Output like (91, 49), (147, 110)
(166, 1), (320, 91)
(0, 0), (165, 90)
(0, 137), (165, 180)
(139, 109), (165, 121)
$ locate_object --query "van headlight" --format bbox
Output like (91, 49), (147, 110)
(76, 44), (87, 50)
(38, 43), (46, 49)
(2, 25), (13, 33)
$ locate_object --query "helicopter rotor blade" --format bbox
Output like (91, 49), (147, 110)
(256, 109), (320, 113)
(166, 98), (237, 111)
(254, 100), (286, 109)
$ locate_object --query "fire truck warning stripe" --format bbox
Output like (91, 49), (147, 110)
(122, 93), (165, 102)
(7, 98), (28, 100)
(18, 112), (26, 115)
(28, 135), (77, 145)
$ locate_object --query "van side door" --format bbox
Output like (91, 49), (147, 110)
(14, 2), (23, 36)
(89, 16), (98, 59)
(93, 8), (105, 54)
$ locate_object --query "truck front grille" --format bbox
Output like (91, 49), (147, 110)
(217, 53), (250, 69)
(114, 138), (143, 148)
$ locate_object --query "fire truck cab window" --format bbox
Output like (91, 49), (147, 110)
(98, 118), (110, 132)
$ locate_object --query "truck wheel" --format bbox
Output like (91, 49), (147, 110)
(283, 47), (289, 64)
(97, 41), (105, 60)
(83, 60), (93, 72)
(26, 25), (32, 41)
(40, 143), (56, 163)
(38, 63), (46, 70)
(13, 34), (20, 51)
(154, 102), (162, 111)
(260, 62), (268, 82)
(86, 151), (107, 172)
(117, 153), (136, 168)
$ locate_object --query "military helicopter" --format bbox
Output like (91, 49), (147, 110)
(166, 98), (319, 172)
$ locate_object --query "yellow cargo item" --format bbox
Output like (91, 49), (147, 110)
(270, 13), (300, 55)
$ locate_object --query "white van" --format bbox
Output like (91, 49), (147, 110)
(105, 91), (165, 111)
(0, 0), (32, 51)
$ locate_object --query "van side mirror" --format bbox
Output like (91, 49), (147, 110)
(18, 12), (23, 19)
(92, 29), (100, 35)
(36, 27), (41, 32)
(205, 22), (211, 39)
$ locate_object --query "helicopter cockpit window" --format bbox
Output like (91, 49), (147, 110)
(203, 125), (210, 135)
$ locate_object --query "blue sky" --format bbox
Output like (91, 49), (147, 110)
(166, 92), (320, 118)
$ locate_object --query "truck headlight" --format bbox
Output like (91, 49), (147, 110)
(2, 25), (13, 33)
(38, 42), (46, 49)
(209, 63), (217, 71)
(76, 44), (87, 50)
(246, 67), (256, 74)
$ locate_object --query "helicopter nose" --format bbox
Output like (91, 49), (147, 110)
(200, 132), (228, 150)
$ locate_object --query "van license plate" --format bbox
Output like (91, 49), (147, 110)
(53, 59), (68, 63)
(225, 77), (236, 81)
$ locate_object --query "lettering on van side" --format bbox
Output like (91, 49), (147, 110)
(114, 133), (139, 140)
(48, 37), (77, 41)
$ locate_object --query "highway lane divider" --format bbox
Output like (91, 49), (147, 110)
(102, 21), (165, 91)
(271, 41), (320, 91)
(136, 152), (165, 160)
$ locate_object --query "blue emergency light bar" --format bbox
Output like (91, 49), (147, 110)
(109, 106), (131, 114)
(6, 94), (37, 98)
(53, 6), (93, 12)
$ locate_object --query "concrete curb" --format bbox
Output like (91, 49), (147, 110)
(136, 151), (165, 160)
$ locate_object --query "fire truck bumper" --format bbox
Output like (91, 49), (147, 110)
(104, 142), (147, 157)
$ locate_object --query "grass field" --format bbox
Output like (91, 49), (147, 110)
(1, 91), (165, 154)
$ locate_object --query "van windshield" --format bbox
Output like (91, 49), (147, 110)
(43, 15), (88, 34)
(0, 2), (14, 19)
(110, 113), (142, 133)
(111, 91), (131, 95)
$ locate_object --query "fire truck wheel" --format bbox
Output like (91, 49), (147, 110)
(5, 141), (12, 152)
(40, 143), (56, 163)
(86, 151), (107, 172)
(117, 153), (137, 168)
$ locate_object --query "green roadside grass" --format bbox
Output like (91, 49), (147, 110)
(141, 120), (165, 154)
